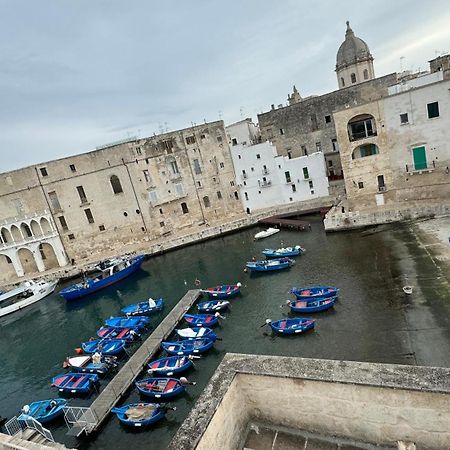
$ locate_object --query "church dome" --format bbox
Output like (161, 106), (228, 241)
(336, 21), (373, 70)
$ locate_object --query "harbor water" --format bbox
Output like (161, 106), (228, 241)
(1, 216), (450, 449)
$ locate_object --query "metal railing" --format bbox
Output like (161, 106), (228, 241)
(63, 406), (97, 434)
(5, 415), (54, 443)
(406, 160), (435, 173)
(5, 417), (22, 438)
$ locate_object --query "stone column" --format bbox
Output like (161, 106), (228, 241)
(51, 237), (69, 267)
(10, 252), (25, 278)
(32, 246), (46, 273)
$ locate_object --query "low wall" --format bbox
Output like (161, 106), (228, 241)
(169, 354), (450, 450)
(324, 202), (450, 232)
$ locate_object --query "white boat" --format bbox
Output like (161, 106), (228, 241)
(254, 227), (280, 240)
(0, 279), (59, 318)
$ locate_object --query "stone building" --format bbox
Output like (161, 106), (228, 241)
(0, 121), (244, 282)
(227, 119), (329, 213)
(325, 62), (450, 230)
(257, 22), (397, 182)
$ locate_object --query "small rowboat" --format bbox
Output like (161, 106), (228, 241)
(288, 297), (336, 313)
(254, 227), (280, 240)
(246, 258), (294, 272)
(203, 283), (241, 299)
(183, 313), (220, 327)
(121, 298), (164, 316)
(105, 316), (149, 329)
(291, 286), (339, 299)
(161, 338), (214, 356)
(147, 356), (193, 376)
(81, 339), (126, 356)
(262, 245), (305, 258)
(136, 377), (186, 399)
(197, 300), (230, 313)
(18, 399), (67, 424)
(176, 327), (217, 341)
(51, 373), (99, 395)
(96, 326), (140, 342)
(112, 403), (170, 428)
(268, 318), (315, 335)
(65, 355), (117, 376)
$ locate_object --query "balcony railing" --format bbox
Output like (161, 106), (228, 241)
(262, 168), (269, 175)
(241, 173), (248, 179)
(406, 160), (435, 174)
(259, 180), (272, 188)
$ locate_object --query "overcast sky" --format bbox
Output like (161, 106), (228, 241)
(1, 0), (449, 172)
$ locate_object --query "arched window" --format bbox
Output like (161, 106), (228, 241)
(110, 175), (123, 194)
(348, 114), (377, 141)
(351, 73), (357, 83)
(363, 69), (369, 80)
(341, 77), (345, 87)
(352, 144), (379, 159)
(203, 196), (210, 208)
(181, 202), (189, 214)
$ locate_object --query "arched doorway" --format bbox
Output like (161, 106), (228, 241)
(11, 225), (23, 242)
(17, 248), (39, 274)
(0, 254), (17, 280)
(40, 218), (52, 234)
(30, 220), (43, 237)
(20, 222), (33, 239)
(1, 227), (12, 244)
(39, 243), (59, 270)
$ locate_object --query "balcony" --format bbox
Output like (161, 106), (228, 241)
(262, 168), (269, 175)
(241, 173), (248, 180)
(406, 160), (435, 175)
(259, 180), (272, 188)
(348, 115), (377, 142)
(169, 171), (182, 181)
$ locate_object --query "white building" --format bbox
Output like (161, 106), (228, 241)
(227, 120), (329, 213)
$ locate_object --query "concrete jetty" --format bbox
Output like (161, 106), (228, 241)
(77, 289), (201, 435)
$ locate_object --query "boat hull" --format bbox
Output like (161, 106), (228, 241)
(197, 300), (229, 313)
(289, 297), (336, 313)
(161, 338), (214, 356)
(291, 286), (339, 300)
(112, 403), (166, 428)
(121, 298), (164, 316)
(51, 373), (99, 395)
(18, 399), (67, 424)
(246, 258), (294, 272)
(204, 284), (240, 299)
(147, 356), (193, 376)
(136, 378), (185, 399)
(270, 318), (315, 335)
(81, 339), (126, 356)
(183, 314), (219, 327)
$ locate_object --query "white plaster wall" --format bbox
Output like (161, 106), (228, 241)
(226, 119), (259, 146)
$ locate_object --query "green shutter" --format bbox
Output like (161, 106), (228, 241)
(412, 146), (427, 170)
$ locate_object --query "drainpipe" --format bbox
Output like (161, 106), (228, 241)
(121, 158), (149, 233)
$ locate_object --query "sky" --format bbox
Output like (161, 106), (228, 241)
(1, 0), (449, 172)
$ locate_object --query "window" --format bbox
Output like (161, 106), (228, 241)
(110, 175), (123, 194)
(231, 138), (238, 146)
(244, 192), (248, 200)
(301, 145), (308, 156)
(217, 191), (222, 200)
(203, 196), (211, 208)
(148, 190), (158, 203)
(331, 138), (338, 152)
(243, 181), (246, 186)
(285, 171), (291, 183)
(135, 147), (142, 155)
(351, 73), (356, 83)
(328, 160), (333, 167)
(200, 134), (206, 139)
(193, 159), (202, 174)
(40, 167), (48, 177)
(251, 167), (254, 172)
(234, 191), (239, 200)
(48, 191), (62, 211)
(158, 139), (174, 153)
(230, 181), (235, 187)
(303, 167), (309, 179)
(76, 186), (88, 203)
(363, 69), (369, 80)
(352, 144), (379, 159)
(238, 155), (241, 159)
(341, 77), (345, 87)
(181, 202), (189, 214)
(412, 146), (428, 170)
(143, 170), (152, 183)
(174, 183), (184, 196)
(99, 225), (106, 232)
(84, 208), (95, 224)
(69, 164), (76, 172)
(325, 115), (331, 123)
(378, 175), (385, 191)
(348, 114), (377, 141)
(197, 180), (203, 188)
(169, 161), (179, 175)
(68, 233), (75, 240)
(400, 113), (409, 124)
(159, 208), (163, 214)
(315, 142), (321, 152)
(123, 211), (128, 217)
(217, 135), (223, 143)
(262, 165), (268, 174)
(308, 180), (314, 189)
(358, 182), (364, 189)
(310, 114), (318, 131)
(256, 154), (261, 159)
(292, 184), (296, 192)
(427, 102), (439, 119)
(279, 128), (284, 135)
(58, 216), (68, 231)
(219, 162), (225, 168)
(160, 221), (165, 227)
(287, 150), (292, 159)
(186, 135), (196, 145)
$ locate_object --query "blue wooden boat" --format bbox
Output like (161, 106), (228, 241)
(105, 316), (149, 329)
(112, 403), (170, 428)
(291, 286), (339, 299)
(51, 373), (99, 395)
(176, 327), (217, 341)
(81, 339), (126, 356)
(136, 377), (188, 399)
(288, 297), (336, 313)
(18, 399), (67, 424)
(267, 318), (315, 335)
(183, 313), (220, 327)
(60, 255), (145, 301)
(121, 298), (164, 316)
(147, 356), (193, 376)
(203, 283), (241, 299)
(96, 326), (140, 342)
(161, 338), (214, 355)
(65, 355), (117, 376)
(246, 257), (294, 272)
(197, 300), (230, 313)
(262, 245), (305, 258)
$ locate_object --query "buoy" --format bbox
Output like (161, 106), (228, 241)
(403, 286), (413, 295)
(75, 347), (83, 354)
(243, 268), (248, 273)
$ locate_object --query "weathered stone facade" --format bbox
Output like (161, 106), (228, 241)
(0, 121), (244, 280)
